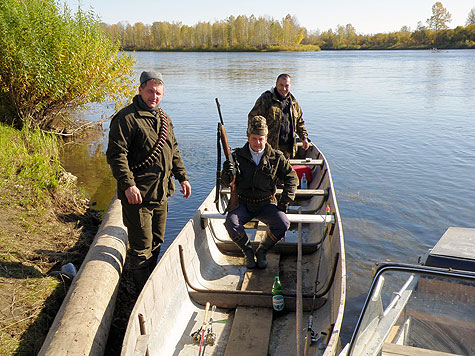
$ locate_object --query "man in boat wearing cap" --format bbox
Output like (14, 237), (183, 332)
(248, 73), (309, 159)
(222, 116), (299, 269)
(107, 71), (191, 291)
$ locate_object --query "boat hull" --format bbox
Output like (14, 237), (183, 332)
(121, 143), (346, 356)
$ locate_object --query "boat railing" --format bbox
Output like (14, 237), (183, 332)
(350, 274), (417, 356)
(382, 274), (415, 317)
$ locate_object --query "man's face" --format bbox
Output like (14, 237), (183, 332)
(276, 77), (291, 98)
(139, 80), (164, 108)
(248, 134), (267, 152)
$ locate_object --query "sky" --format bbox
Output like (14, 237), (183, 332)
(62, 0), (474, 34)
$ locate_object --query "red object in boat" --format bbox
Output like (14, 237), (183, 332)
(292, 165), (312, 183)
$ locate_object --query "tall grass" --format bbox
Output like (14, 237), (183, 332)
(0, 124), (96, 356)
(0, 0), (135, 130)
(0, 123), (62, 206)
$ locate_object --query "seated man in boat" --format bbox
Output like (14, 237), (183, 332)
(248, 73), (309, 159)
(222, 116), (299, 269)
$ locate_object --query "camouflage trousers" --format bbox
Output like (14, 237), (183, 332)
(122, 201), (167, 270)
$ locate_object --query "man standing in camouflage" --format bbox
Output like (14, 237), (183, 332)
(248, 73), (309, 158)
(107, 71), (191, 291)
(222, 116), (299, 269)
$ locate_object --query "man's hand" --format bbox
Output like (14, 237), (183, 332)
(277, 202), (288, 213)
(180, 180), (191, 199)
(223, 160), (235, 177)
(125, 186), (142, 205)
(302, 139), (310, 150)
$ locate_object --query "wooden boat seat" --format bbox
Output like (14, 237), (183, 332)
(215, 240), (320, 255)
(382, 343), (463, 356)
(289, 158), (323, 166)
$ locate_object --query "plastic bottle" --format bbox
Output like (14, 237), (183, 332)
(301, 173), (307, 189)
(272, 276), (285, 311)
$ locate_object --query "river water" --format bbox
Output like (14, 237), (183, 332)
(61, 49), (475, 343)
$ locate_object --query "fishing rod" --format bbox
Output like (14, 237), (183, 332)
(198, 302), (210, 355)
(191, 302), (210, 345)
(201, 305), (217, 355)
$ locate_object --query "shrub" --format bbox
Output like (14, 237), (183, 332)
(0, 0), (135, 130)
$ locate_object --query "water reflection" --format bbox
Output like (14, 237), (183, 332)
(61, 128), (116, 213)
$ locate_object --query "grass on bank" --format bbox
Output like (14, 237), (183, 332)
(0, 124), (61, 211)
(0, 123), (100, 355)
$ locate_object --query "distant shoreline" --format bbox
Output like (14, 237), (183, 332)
(121, 45), (321, 52)
(122, 46), (473, 52)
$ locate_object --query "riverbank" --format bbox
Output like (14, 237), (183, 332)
(0, 124), (101, 354)
(121, 44), (322, 52)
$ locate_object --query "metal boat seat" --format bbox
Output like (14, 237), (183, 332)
(200, 211), (334, 224)
(220, 187), (328, 197)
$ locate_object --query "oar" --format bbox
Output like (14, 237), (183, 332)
(296, 207), (304, 356)
(304, 205), (329, 355)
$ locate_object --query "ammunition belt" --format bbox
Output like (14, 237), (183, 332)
(130, 108), (168, 173)
(238, 194), (275, 204)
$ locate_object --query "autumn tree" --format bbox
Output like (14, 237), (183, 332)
(466, 8), (475, 26)
(282, 14), (302, 45)
(427, 2), (452, 30)
(0, 0), (135, 130)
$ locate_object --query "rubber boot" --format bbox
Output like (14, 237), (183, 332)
(255, 232), (279, 269)
(233, 232), (256, 269)
(149, 245), (161, 274)
(132, 266), (150, 292)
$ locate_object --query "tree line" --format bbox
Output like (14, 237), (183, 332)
(305, 23), (475, 50)
(102, 14), (318, 51)
(102, 3), (475, 51)
(309, 2), (475, 50)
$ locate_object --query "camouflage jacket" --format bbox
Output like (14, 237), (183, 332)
(106, 95), (189, 205)
(222, 142), (298, 208)
(248, 88), (308, 158)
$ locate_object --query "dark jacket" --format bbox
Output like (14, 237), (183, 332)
(222, 142), (298, 208)
(106, 95), (188, 204)
(248, 88), (308, 158)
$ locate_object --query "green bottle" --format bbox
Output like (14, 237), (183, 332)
(272, 276), (284, 311)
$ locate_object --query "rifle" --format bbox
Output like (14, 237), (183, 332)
(215, 98), (239, 212)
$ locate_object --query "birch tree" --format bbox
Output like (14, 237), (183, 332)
(427, 2), (452, 30)
(466, 8), (475, 26)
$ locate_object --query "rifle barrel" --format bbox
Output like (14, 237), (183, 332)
(215, 98), (224, 125)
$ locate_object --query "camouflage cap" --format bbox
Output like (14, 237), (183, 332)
(247, 115), (268, 136)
